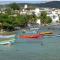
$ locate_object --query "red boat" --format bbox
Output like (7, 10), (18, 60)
(18, 34), (43, 39)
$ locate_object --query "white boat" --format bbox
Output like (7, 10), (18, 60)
(55, 34), (60, 37)
(0, 38), (15, 45)
(30, 27), (40, 30)
(25, 30), (37, 34)
(0, 35), (15, 38)
(0, 35), (16, 45)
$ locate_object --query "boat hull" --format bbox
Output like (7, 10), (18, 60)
(0, 35), (16, 45)
(0, 35), (15, 38)
(18, 34), (43, 39)
(0, 38), (15, 45)
(40, 32), (53, 36)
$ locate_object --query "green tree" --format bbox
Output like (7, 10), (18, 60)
(46, 16), (52, 24)
(9, 3), (20, 10)
(40, 11), (52, 25)
(0, 14), (16, 31)
(40, 11), (47, 24)
(15, 15), (29, 27)
(5, 8), (11, 15)
(27, 13), (37, 24)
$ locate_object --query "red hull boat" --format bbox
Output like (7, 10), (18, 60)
(18, 34), (43, 39)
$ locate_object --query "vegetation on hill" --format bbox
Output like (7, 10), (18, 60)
(9, 3), (20, 10)
(0, 3), (53, 32)
(40, 11), (52, 25)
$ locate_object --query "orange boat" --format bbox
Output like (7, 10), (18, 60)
(18, 34), (43, 39)
(40, 32), (53, 35)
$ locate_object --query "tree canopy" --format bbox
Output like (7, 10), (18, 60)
(0, 14), (30, 31)
(9, 3), (20, 10)
(40, 11), (52, 25)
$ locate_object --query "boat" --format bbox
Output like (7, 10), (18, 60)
(22, 29), (37, 34)
(0, 35), (16, 45)
(0, 35), (15, 38)
(18, 34), (43, 39)
(0, 38), (15, 45)
(55, 34), (60, 37)
(30, 27), (39, 30)
(40, 32), (53, 36)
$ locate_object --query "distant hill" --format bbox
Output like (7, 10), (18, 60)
(17, 1), (60, 8)
(39, 1), (60, 8)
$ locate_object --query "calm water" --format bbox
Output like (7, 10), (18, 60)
(0, 27), (60, 60)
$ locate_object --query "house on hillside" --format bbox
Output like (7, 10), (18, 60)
(47, 9), (59, 25)
(34, 8), (40, 17)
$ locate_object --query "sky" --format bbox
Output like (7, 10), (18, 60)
(0, 0), (59, 1)
(0, 0), (60, 4)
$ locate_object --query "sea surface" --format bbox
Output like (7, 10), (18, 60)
(0, 26), (60, 60)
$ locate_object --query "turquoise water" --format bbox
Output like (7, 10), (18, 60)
(0, 28), (60, 60)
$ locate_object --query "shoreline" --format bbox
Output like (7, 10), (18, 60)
(0, 24), (60, 35)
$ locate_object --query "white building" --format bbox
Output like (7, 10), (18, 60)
(47, 10), (59, 25)
(20, 11), (26, 15)
(36, 19), (41, 25)
(34, 8), (40, 17)
(24, 4), (28, 9)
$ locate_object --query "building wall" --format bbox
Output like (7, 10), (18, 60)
(47, 10), (59, 25)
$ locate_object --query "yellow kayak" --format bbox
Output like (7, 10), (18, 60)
(40, 32), (53, 35)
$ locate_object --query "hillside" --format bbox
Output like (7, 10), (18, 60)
(39, 1), (60, 8)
